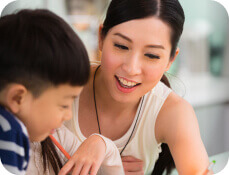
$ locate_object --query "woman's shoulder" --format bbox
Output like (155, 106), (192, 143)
(156, 91), (197, 143)
(161, 91), (195, 120)
(167, 91), (193, 111)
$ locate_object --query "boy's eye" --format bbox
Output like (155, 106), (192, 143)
(114, 43), (129, 50)
(145, 53), (160, 59)
(61, 105), (69, 109)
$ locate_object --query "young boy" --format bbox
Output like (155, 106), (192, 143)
(0, 9), (90, 174)
(0, 9), (124, 175)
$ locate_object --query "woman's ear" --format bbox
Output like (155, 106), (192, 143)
(98, 24), (104, 51)
(165, 48), (180, 71)
(5, 84), (28, 114)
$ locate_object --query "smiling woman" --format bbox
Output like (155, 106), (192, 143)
(99, 16), (174, 103)
(63, 0), (211, 175)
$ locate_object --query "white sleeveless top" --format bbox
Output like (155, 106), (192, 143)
(65, 81), (172, 174)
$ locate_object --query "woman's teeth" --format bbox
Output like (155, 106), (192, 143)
(118, 77), (138, 88)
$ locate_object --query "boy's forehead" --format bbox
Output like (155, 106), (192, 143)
(35, 85), (82, 102)
(49, 84), (83, 96)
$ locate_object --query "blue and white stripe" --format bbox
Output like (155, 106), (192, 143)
(0, 105), (30, 175)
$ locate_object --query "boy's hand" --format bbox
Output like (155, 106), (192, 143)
(58, 135), (106, 175)
(121, 156), (144, 175)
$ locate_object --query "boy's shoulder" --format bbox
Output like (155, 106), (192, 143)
(0, 105), (30, 151)
(0, 105), (28, 136)
(0, 105), (30, 174)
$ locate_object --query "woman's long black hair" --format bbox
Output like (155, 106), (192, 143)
(153, 75), (175, 175)
(101, 0), (185, 174)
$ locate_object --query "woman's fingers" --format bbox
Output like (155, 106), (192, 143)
(70, 162), (100, 175)
(59, 135), (106, 175)
(122, 161), (144, 172)
(59, 157), (101, 175)
(70, 161), (84, 175)
(89, 162), (100, 175)
(58, 160), (74, 175)
(77, 163), (91, 175)
(121, 156), (144, 174)
(122, 156), (142, 162)
(125, 171), (144, 175)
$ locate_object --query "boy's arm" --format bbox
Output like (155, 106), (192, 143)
(53, 125), (81, 162)
(57, 131), (124, 175)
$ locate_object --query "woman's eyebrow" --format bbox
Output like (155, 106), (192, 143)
(146, 44), (165, 49)
(113, 32), (165, 49)
(113, 33), (132, 42)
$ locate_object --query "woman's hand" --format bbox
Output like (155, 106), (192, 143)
(58, 135), (106, 175)
(121, 156), (144, 175)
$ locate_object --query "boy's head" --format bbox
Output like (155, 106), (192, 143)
(0, 9), (90, 141)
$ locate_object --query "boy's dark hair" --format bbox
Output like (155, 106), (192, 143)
(0, 9), (90, 97)
(0, 9), (90, 174)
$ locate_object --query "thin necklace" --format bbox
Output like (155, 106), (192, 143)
(93, 65), (145, 155)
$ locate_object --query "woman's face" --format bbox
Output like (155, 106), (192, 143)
(99, 16), (178, 103)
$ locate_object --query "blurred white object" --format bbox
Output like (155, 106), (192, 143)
(179, 19), (212, 74)
(0, 0), (16, 15)
(222, 26), (229, 77)
(180, 72), (229, 107)
(210, 151), (229, 174)
(177, 73), (229, 159)
(68, 14), (99, 60)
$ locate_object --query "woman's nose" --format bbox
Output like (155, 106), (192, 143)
(122, 52), (142, 75)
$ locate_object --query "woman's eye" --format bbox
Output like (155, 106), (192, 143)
(145, 53), (160, 59)
(114, 43), (129, 50)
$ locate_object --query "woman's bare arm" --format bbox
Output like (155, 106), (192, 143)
(156, 92), (209, 175)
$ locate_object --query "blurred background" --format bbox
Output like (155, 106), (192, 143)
(1, 0), (229, 173)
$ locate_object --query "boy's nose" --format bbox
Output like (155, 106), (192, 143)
(63, 110), (72, 121)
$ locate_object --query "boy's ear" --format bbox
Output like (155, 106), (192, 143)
(98, 24), (104, 51)
(165, 48), (179, 71)
(6, 84), (28, 114)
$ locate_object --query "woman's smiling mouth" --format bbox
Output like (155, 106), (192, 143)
(115, 75), (141, 93)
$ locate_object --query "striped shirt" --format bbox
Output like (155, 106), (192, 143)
(0, 105), (30, 175)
